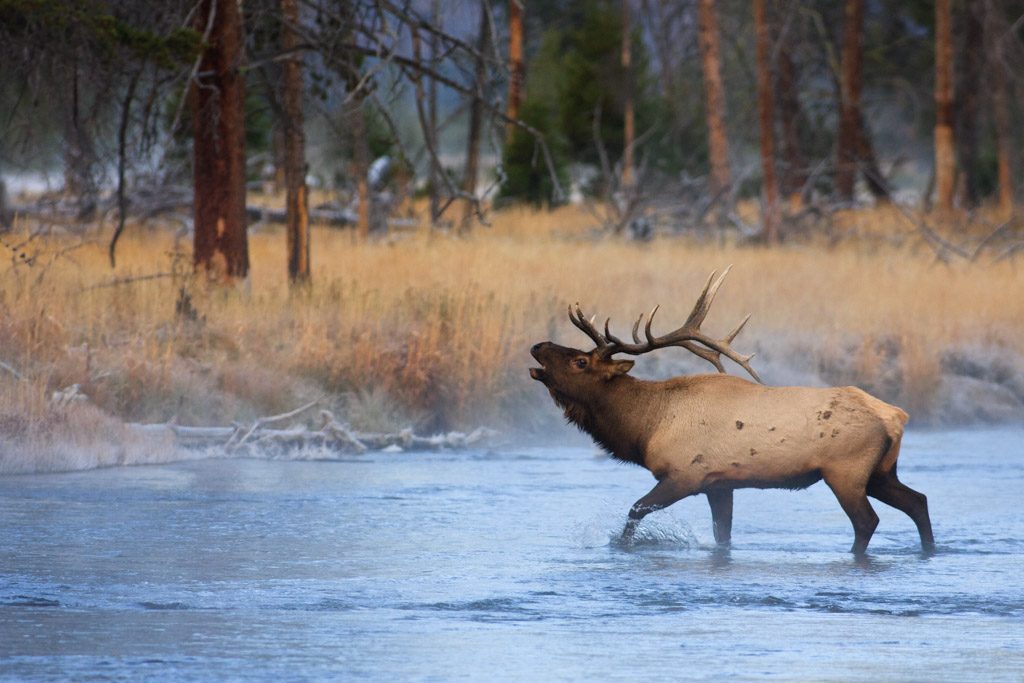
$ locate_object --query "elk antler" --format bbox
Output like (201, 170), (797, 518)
(569, 266), (762, 383)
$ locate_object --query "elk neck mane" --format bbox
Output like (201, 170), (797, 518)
(547, 376), (649, 467)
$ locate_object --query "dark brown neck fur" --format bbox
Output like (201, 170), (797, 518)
(549, 376), (662, 467)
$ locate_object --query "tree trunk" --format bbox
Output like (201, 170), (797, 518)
(281, 0), (309, 284)
(835, 0), (864, 202)
(856, 113), (891, 202)
(63, 62), (98, 217)
(429, 0), (441, 225)
(956, 0), (983, 208)
(0, 178), (9, 230)
(271, 124), (287, 193)
(643, 0), (681, 147)
(697, 0), (731, 196)
(777, 41), (806, 208)
(754, 0), (779, 242)
(934, 0), (956, 213)
(621, 0), (635, 189)
(352, 100), (370, 239)
(461, 1), (491, 233)
(505, 0), (524, 143)
(190, 0), (249, 282)
(989, 2), (1014, 217)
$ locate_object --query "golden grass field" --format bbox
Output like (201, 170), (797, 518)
(1, 203), (1022, 471)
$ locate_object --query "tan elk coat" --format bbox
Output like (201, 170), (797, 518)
(529, 269), (934, 555)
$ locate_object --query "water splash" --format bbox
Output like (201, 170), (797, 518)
(570, 500), (700, 550)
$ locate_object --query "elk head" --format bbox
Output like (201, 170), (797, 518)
(529, 266), (762, 399)
(529, 342), (635, 402)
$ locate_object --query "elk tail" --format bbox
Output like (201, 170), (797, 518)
(876, 406), (909, 476)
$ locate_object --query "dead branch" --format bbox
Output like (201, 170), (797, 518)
(225, 399), (321, 450)
(0, 359), (25, 382)
(83, 272), (173, 291)
(970, 219), (1018, 261)
(993, 241), (1024, 262)
(889, 202), (970, 262)
(247, 204), (356, 226)
(129, 405), (498, 455)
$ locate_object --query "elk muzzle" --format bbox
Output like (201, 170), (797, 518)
(529, 342), (551, 382)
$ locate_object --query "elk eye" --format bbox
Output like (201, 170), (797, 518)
(573, 358), (588, 369)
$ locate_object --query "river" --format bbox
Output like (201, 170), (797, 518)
(1, 428), (1022, 680)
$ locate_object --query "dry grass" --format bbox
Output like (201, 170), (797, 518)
(1, 202), (1022, 470)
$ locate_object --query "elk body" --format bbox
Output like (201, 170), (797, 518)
(529, 269), (934, 555)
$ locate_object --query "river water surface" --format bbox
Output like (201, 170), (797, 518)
(2, 428), (1023, 680)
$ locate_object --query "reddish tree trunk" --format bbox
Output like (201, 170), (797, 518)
(353, 101), (370, 239)
(281, 0), (310, 284)
(934, 0), (956, 213)
(698, 0), (731, 196)
(990, 32), (1013, 216)
(777, 42), (806, 207)
(856, 114), (891, 202)
(505, 0), (524, 143)
(621, 0), (635, 189)
(956, 0), (983, 208)
(429, 0), (441, 224)
(835, 0), (864, 202)
(754, 0), (779, 242)
(190, 0), (249, 281)
(461, 1), (490, 233)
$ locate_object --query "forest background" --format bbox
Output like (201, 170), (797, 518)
(0, 0), (1022, 472)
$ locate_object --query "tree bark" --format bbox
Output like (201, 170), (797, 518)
(505, 0), (524, 143)
(698, 0), (732, 196)
(352, 100), (370, 239)
(271, 124), (287, 193)
(777, 41), (806, 208)
(429, 0), (441, 225)
(934, 0), (956, 213)
(621, 0), (635, 189)
(856, 113), (891, 202)
(190, 0), (249, 282)
(461, 1), (491, 233)
(754, 0), (779, 242)
(956, 0), (983, 208)
(988, 1), (1014, 217)
(643, 0), (680, 145)
(63, 61), (99, 217)
(835, 0), (864, 202)
(281, 0), (310, 284)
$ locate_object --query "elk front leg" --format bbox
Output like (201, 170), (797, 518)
(706, 489), (733, 545)
(622, 479), (690, 544)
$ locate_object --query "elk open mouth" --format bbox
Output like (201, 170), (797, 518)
(529, 344), (548, 381)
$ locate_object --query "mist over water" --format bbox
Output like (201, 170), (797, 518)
(2, 428), (1023, 680)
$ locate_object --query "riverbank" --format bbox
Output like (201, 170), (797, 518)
(1, 204), (1022, 472)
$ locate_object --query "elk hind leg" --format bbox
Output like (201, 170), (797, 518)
(706, 489), (733, 545)
(824, 474), (879, 555)
(867, 466), (935, 551)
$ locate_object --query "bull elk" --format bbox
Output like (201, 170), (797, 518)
(529, 268), (934, 555)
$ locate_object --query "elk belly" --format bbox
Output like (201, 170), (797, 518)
(699, 458), (824, 491)
(690, 442), (823, 491)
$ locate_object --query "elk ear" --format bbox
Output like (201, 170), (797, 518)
(603, 359), (634, 380)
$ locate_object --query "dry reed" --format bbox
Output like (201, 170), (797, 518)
(1, 204), (1022, 469)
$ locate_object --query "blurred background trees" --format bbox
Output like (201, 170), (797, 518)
(2, 0), (1023, 270)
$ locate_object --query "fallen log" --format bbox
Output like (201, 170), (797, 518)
(246, 205), (357, 227)
(9, 199), (405, 232)
(129, 406), (498, 456)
